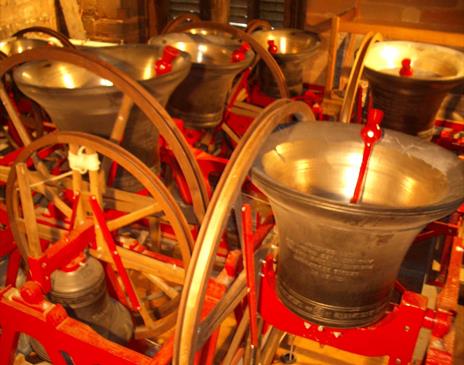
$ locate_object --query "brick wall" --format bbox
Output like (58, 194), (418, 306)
(77, 0), (147, 43)
(306, 0), (464, 33)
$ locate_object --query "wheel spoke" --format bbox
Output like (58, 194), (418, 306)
(93, 246), (185, 285)
(143, 273), (179, 299)
(106, 203), (161, 231)
(15, 162), (41, 258)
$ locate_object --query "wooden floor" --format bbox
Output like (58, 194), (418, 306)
(274, 337), (388, 365)
(271, 304), (464, 365)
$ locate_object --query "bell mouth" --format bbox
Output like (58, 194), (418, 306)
(252, 121), (464, 219)
(13, 44), (191, 90)
(251, 28), (320, 60)
(0, 37), (50, 56)
(149, 32), (254, 70)
(364, 41), (464, 82)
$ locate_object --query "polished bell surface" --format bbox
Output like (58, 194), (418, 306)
(252, 121), (464, 328)
(251, 29), (320, 97)
(0, 37), (50, 56)
(14, 44), (191, 190)
(364, 41), (464, 139)
(149, 32), (254, 128)
(186, 27), (241, 48)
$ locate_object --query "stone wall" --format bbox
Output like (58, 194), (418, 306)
(77, 0), (147, 43)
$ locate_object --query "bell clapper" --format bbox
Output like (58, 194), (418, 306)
(350, 108), (384, 204)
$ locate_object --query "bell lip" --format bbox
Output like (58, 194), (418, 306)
(364, 40), (464, 83)
(148, 32), (254, 70)
(250, 28), (321, 60)
(252, 125), (464, 219)
(0, 37), (50, 56)
(12, 43), (192, 92)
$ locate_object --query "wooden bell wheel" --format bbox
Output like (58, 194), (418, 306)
(338, 32), (383, 124)
(173, 99), (315, 364)
(0, 46), (209, 221)
(12, 26), (76, 49)
(5, 130), (194, 339)
(245, 19), (273, 34)
(161, 13), (202, 34)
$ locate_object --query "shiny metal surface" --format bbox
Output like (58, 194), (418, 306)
(186, 27), (241, 48)
(252, 121), (464, 327)
(50, 256), (133, 343)
(14, 44), (190, 101)
(0, 37), (50, 56)
(364, 41), (464, 138)
(149, 32), (253, 128)
(13, 44), (191, 190)
(163, 21), (290, 99)
(251, 29), (320, 97)
(1, 46), (208, 222)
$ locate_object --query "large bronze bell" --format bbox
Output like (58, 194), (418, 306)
(13, 44), (191, 190)
(0, 37), (50, 55)
(252, 121), (464, 328)
(251, 29), (320, 97)
(364, 41), (464, 139)
(149, 32), (254, 129)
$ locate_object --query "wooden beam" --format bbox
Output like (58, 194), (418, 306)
(58, 0), (86, 39)
(210, 0), (230, 23)
(0, 81), (31, 146)
(340, 20), (464, 48)
(325, 16), (340, 96)
(144, 273), (179, 299)
(91, 246), (185, 285)
(106, 203), (161, 231)
(16, 163), (41, 258)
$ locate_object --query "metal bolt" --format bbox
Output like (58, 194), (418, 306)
(395, 358), (401, 364)
(404, 325), (410, 332)
(317, 326), (324, 332)
(41, 262), (47, 269)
